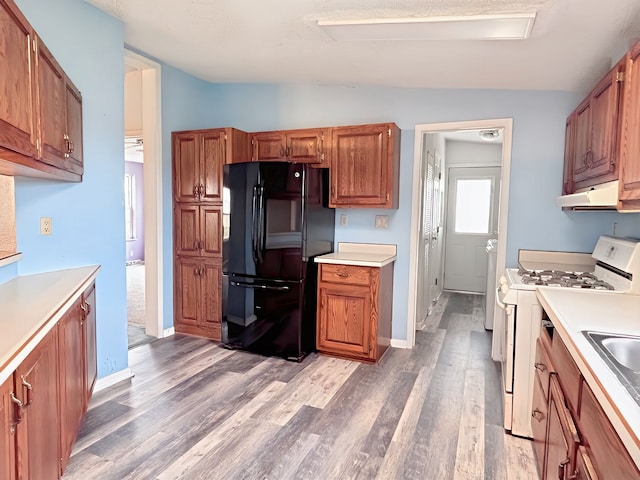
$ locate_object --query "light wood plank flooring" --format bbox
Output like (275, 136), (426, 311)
(63, 292), (538, 479)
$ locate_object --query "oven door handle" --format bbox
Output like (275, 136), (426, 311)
(495, 287), (507, 310)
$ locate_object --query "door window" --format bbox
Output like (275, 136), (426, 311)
(454, 178), (492, 234)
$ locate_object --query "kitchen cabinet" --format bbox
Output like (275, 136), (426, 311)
(83, 283), (97, 405)
(618, 40), (640, 210)
(569, 61), (623, 191)
(14, 325), (61, 480)
(58, 297), (85, 473)
(531, 317), (640, 480)
(36, 38), (83, 176)
(562, 114), (576, 195)
(0, 0), (38, 161)
(172, 128), (240, 341)
(174, 204), (222, 258)
(174, 256), (222, 340)
(0, 0), (83, 182)
(330, 123), (400, 208)
(251, 128), (328, 165)
(173, 128), (249, 203)
(0, 376), (16, 480)
(316, 262), (393, 363)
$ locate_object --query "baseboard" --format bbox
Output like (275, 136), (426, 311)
(162, 327), (175, 337)
(94, 367), (134, 393)
(390, 339), (410, 349)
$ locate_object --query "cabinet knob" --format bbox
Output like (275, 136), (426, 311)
(531, 408), (545, 422)
(534, 362), (546, 372)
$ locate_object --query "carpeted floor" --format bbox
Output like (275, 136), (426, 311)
(126, 263), (155, 349)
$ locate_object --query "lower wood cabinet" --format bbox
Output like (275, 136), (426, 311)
(316, 262), (393, 363)
(15, 325), (61, 480)
(1, 281), (97, 479)
(174, 256), (222, 340)
(546, 375), (580, 480)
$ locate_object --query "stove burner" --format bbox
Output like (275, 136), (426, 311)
(516, 268), (614, 290)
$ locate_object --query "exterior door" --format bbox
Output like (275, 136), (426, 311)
(444, 166), (500, 292)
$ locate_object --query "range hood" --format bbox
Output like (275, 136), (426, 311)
(556, 181), (618, 210)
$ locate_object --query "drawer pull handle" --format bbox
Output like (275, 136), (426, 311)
(21, 377), (33, 406)
(336, 272), (349, 278)
(10, 392), (23, 424)
(558, 458), (570, 479)
(531, 409), (545, 422)
(534, 362), (546, 372)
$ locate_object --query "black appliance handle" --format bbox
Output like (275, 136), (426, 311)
(251, 186), (260, 264)
(257, 185), (265, 264)
(230, 280), (290, 292)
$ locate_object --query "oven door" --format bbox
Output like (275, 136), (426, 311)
(495, 287), (515, 394)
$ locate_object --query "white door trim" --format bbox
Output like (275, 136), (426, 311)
(124, 49), (167, 338)
(407, 118), (512, 347)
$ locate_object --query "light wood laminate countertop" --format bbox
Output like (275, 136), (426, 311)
(315, 242), (397, 267)
(0, 265), (100, 384)
(536, 287), (640, 469)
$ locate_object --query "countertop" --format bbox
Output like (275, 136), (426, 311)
(536, 287), (640, 468)
(315, 242), (397, 267)
(0, 265), (100, 384)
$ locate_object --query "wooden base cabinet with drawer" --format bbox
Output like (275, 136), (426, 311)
(532, 317), (640, 480)
(316, 263), (393, 363)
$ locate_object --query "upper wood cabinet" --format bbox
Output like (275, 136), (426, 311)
(330, 123), (400, 208)
(562, 115), (576, 194)
(251, 128), (328, 165)
(0, 0), (83, 182)
(173, 128), (249, 203)
(619, 40), (640, 210)
(569, 60), (624, 191)
(0, 0), (37, 160)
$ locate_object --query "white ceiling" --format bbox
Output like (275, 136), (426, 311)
(85, 0), (640, 92)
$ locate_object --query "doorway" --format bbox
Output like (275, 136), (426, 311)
(407, 119), (513, 348)
(443, 166), (500, 292)
(124, 49), (166, 345)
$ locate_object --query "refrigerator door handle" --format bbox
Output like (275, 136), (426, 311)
(256, 185), (266, 264)
(231, 280), (290, 292)
(251, 186), (260, 264)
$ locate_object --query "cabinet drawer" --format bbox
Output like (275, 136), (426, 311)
(320, 264), (371, 286)
(534, 337), (554, 401)
(579, 381), (640, 479)
(551, 335), (581, 414)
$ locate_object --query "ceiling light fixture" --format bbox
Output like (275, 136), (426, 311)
(479, 129), (502, 141)
(317, 13), (536, 41)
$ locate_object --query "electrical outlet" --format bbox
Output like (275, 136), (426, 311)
(375, 215), (389, 229)
(40, 217), (52, 235)
(340, 214), (348, 226)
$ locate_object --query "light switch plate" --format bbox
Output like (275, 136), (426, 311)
(340, 214), (348, 226)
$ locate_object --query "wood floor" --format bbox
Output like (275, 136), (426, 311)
(63, 292), (538, 479)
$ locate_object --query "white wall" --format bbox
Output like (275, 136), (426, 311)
(445, 140), (502, 166)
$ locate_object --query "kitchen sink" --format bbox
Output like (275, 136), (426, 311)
(583, 331), (640, 406)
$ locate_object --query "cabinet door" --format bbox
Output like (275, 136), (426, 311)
(287, 129), (324, 164)
(201, 131), (224, 203)
(330, 124), (398, 208)
(174, 256), (201, 331)
(619, 41), (640, 210)
(545, 376), (579, 480)
(572, 446), (599, 480)
(531, 375), (548, 478)
(572, 99), (592, 184)
(251, 132), (287, 161)
(36, 36), (68, 170)
(562, 114), (575, 194)
(83, 283), (97, 405)
(317, 283), (372, 359)
(174, 204), (200, 256)
(173, 132), (200, 202)
(201, 259), (222, 340)
(588, 64), (622, 182)
(0, 376), (16, 480)
(15, 326), (60, 480)
(200, 205), (222, 257)
(0, 0), (37, 158)
(58, 300), (84, 473)
(64, 77), (83, 175)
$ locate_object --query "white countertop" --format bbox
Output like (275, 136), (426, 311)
(536, 287), (640, 468)
(0, 265), (100, 384)
(315, 242), (397, 267)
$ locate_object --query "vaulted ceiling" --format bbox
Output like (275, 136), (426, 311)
(85, 0), (640, 92)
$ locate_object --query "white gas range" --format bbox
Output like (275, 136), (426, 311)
(493, 235), (640, 438)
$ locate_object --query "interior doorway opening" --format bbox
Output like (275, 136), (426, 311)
(124, 49), (166, 348)
(408, 119), (513, 347)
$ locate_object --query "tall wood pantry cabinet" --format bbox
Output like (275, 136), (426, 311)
(172, 128), (250, 340)
(0, 0), (83, 182)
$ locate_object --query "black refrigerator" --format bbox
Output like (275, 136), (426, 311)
(221, 162), (335, 361)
